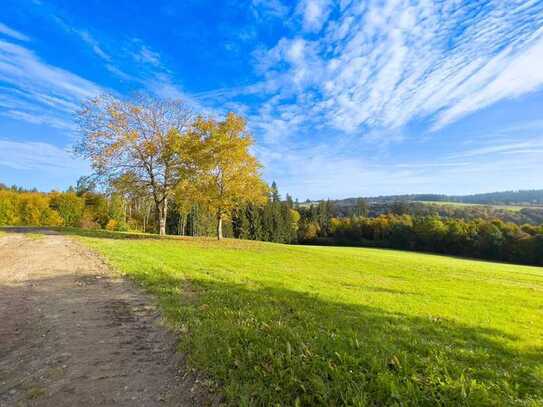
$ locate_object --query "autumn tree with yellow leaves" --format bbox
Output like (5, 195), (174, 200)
(178, 113), (268, 239)
(76, 94), (192, 235)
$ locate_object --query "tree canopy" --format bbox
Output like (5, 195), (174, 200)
(178, 113), (267, 239)
(76, 94), (192, 235)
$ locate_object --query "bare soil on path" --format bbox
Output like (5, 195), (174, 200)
(0, 230), (212, 406)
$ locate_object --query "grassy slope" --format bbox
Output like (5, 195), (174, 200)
(79, 234), (543, 406)
(416, 200), (543, 212)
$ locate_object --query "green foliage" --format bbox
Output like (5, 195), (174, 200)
(2, 181), (542, 266)
(231, 186), (297, 244)
(108, 193), (125, 224)
(312, 213), (543, 266)
(49, 192), (85, 226)
(79, 234), (543, 406)
(318, 197), (543, 225)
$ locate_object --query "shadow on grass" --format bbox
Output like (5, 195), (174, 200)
(3, 227), (542, 404)
(127, 266), (543, 406)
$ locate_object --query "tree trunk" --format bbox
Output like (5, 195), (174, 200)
(143, 202), (150, 233)
(158, 197), (167, 236)
(179, 214), (185, 236)
(216, 213), (223, 240)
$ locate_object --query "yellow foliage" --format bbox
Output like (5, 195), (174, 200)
(302, 222), (320, 240)
(106, 219), (119, 231)
(178, 112), (268, 217)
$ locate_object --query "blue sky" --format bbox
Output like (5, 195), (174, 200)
(1, 0), (543, 200)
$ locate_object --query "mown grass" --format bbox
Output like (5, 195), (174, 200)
(74, 231), (543, 406)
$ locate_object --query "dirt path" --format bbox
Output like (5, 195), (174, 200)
(0, 231), (212, 406)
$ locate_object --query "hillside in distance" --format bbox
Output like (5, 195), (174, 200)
(297, 189), (543, 225)
(330, 189), (543, 207)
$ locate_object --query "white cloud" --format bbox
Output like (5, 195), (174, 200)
(78, 30), (111, 62)
(254, 0), (543, 137)
(0, 37), (106, 132)
(257, 137), (543, 199)
(252, 0), (290, 19)
(0, 38), (103, 129)
(448, 138), (543, 158)
(434, 31), (543, 128)
(0, 139), (88, 172)
(105, 64), (135, 81)
(2, 110), (76, 130)
(298, 0), (332, 32)
(0, 22), (30, 42)
(0, 40), (102, 100)
(43, 15), (136, 81)
(133, 44), (161, 66)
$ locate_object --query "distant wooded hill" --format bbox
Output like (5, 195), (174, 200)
(317, 189), (543, 207)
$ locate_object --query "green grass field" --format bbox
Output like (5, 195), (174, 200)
(416, 200), (543, 212)
(76, 232), (543, 406)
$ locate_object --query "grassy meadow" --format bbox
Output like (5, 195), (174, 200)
(416, 200), (543, 212)
(74, 231), (543, 406)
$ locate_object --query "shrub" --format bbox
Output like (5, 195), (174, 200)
(106, 219), (119, 231)
(49, 192), (85, 226)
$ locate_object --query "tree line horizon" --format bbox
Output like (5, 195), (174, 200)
(76, 93), (270, 240)
(0, 94), (542, 265)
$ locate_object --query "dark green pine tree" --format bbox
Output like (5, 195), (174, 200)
(246, 203), (263, 240)
(239, 207), (251, 239)
(280, 203), (292, 243)
(310, 204), (319, 224)
(272, 182), (285, 242)
(271, 181), (281, 203)
(231, 207), (243, 238)
(262, 202), (274, 241)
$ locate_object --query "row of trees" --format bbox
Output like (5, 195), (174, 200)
(0, 189), (64, 226)
(3, 94), (542, 264)
(2, 182), (543, 265)
(0, 185), (134, 230)
(0, 181), (299, 244)
(76, 94), (267, 239)
(304, 214), (543, 266)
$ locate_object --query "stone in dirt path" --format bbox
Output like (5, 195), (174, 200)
(0, 230), (215, 406)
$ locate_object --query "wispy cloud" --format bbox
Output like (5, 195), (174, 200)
(77, 30), (111, 62)
(252, 0), (543, 139)
(0, 36), (103, 129)
(257, 138), (543, 199)
(449, 138), (543, 158)
(297, 0), (332, 32)
(0, 22), (30, 42)
(0, 139), (88, 172)
(132, 43), (161, 66)
(2, 110), (76, 130)
(252, 0), (290, 19)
